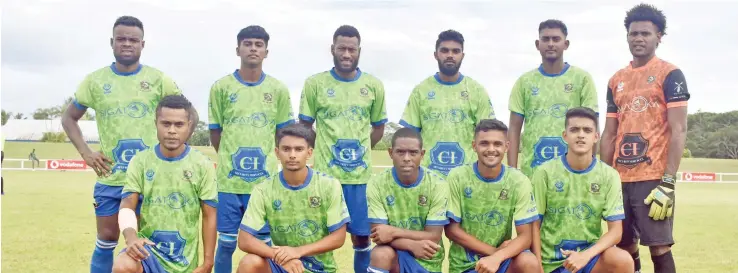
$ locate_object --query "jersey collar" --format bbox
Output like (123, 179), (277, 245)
(330, 67), (362, 82)
(537, 62), (570, 77)
(110, 62), (142, 76)
(561, 154), (597, 174)
(473, 162), (505, 183)
(279, 167), (314, 191)
(154, 144), (190, 162)
(392, 167), (425, 188)
(232, 70), (266, 86)
(433, 72), (464, 85)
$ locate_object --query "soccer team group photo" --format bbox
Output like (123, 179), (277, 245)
(4, 1), (721, 273)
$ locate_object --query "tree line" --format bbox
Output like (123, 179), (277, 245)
(2, 99), (736, 159)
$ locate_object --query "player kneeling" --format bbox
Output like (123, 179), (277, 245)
(445, 119), (542, 273)
(113, 95), (218, 273)
(532, 107), (633, 273)
(366, 128), (449, 273)
(237, 124), (350, 273)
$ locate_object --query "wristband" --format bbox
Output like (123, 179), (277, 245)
(118, 208), (138, 232)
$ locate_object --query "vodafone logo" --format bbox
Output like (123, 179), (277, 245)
(47, 160), (87, 170)
(682, 172), (715, 182)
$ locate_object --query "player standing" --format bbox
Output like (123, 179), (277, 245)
(507, 19), (599, 177)
(61, 16), (194, 273)
(366, 128), (449, 273)
(236, 124), (350, 273)
(298, 25), (387, 273)
(400, 30), (495, 177)
(600, 4), (689, 273)
(208, 25), (295, 273)
(113, 95), (217, 273)
(532, 107), (633, 273)
(445, 119), (541, 273)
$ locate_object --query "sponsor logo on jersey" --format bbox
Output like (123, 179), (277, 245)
(427, 90), (436, 100)
(309, 196), (321, 208)
(263, 93), (273, 103)
(229, 93), (238, 103)
(464, 210), (504, 226)
(531, 137), (567, 168)
(229, 147), (270, 182)
(547, 203), (594, 220)
(111, 139), (150, 173)
(389, 217), (423, 229)
(329, 139), (367, 172)
(99, 102), (150, 119)
(274, 219), (320, 237)
(621, 96), (659, 113)
(143, 192), (198, 210)
(273, 200), (282, 211)
(386, 195), (395, 206)
(555, 180), (564, 192)
(527, 103), (569, 119)
(616, 133), (652, 169)
(223, 112), (273, 128)
(150, 230), (189, 266)
(318, 106), (368, 121)
(146, 169), (155, 181)
(429, 142), (464, 176)
(421, 109), (467, 123)
(418, 195), (428, 206)
(464, 187), (472, 198)
(103, 84), (112, 95)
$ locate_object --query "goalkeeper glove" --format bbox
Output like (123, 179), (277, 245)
(644, 174), (675, 221)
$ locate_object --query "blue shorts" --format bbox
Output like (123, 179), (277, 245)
(343, 184), (369, 236)
(395, 250), (442, 273)
(119, 246), (167, 273)
(461, 258), (513, 273)
(267, 256), (328, 273)
(93, 182), (123, 217)
(217, 192), (270, 236)
(550, 253), (601, 273)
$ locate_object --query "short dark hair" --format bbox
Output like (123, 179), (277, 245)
(474, 119), (508, 136)
(113, 16), (144, 34)
(436, 29), (464, 50)
(333, 25), (361, 44)
(624, 3), (667, 35)
(565, 107), (599, 129)
(538, 19), (568, 36)
(237, 25), (270, 46)
(276, 123), (316, 148)
(156, 95), (192, 120)
(391, 128), (423, 148)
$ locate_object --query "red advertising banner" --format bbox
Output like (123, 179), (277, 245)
(47, 160), (87, 170)
(682, 172), (716, 182)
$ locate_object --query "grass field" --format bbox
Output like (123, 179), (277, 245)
(2, 142), (738, 273)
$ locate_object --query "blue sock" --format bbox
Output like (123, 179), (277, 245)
(354, 245), (373, 273)
(214, 234), (238, 273)
(90, 239), (117, 273)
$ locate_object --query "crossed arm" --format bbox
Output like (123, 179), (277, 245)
(446, 221), (533, 260)
(238, 224), (347, 265)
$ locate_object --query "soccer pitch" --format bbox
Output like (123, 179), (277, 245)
(2, 142), (738, 273)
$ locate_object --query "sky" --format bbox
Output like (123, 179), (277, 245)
(2, 0), (736, 128)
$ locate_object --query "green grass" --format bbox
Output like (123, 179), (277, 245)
(2, 142), (738, 272)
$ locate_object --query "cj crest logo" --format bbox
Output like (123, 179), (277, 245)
(329, 139), (367, 172)
(229, 147), (269, 182)
(616, 133), (651, 169)
(531, 137), (567, 168)
(112, 139), (149, 173)
(150, 231), (189, 266)
(429, 142), (464, 176)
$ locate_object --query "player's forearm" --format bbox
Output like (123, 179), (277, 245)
(296, 226), (347, 257)
(582, 225), (622, 260)
(389, 238), (420, 252)
(665, 125), (687, 176)
(599, 135), (616, 166)
(370, 125), (385, 148)
(494, 227), (532, 261)
(62, 113), (93, 156)
(444, 224), (495, 256)
(392, 226), (441, 243)
(507, 115), (523, 167)
(209, 129), (221, 152)
(201, 205), (217, 264)
(238, 232), (275, 259)
(532, 220), (542, 262)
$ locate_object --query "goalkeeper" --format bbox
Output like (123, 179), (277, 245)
(599, 4), (690, 273)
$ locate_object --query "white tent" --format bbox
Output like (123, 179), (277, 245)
(1, 119), (99, 142)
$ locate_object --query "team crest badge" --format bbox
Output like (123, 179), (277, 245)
(309, 196), (321, 208)
(460, 90), (469, 100)
(564, 83), (573, 93)
(183, 170), (193, 181)
(647, 76), (655, 84)
(360, 88), (369, 96)
(140, 81), (151, 92)
(590, 183), (601, 194)
(616, 81), (625, 92)
(263, 93), (273, 103)
(499, 189), (509, 200)
(418, 195), (428, 206)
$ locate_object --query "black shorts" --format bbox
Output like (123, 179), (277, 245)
(617, 180), (675, 247)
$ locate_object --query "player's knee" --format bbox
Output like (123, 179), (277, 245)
(97, 229), (119, 241)
(511, 252), (541, 272)
(370, 245), (397, 263)
(112, 255), (140, 273)
(649, 245), (671, 256)
(617, 243), (638, 254)
(603, 247), (634, 272)
(237, 254), (267, 273)
(351, 234), (370, 247)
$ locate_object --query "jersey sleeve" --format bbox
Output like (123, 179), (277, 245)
(160, 74), (183, 97)
(275, 85), (296, 130)
(513, 177), (539, 226)
(73, 76), (94, 110)
(530, 168), (547, 219)
(605, 83), (618, 119)
(580, 73), (599, 115)
(399, 87), (422, 132)
(445, 170), (463, 223)
(603, 171), (626, 221)
(240, 185), (268, 235)
(207, 83), (223, 130)
(474, 85), (496, 122)
(426, 179), (450, 226)
(366, 177), (388, 224)
(508, 77), (526, 117)
(121, 154), (144, 195)
(197, 160), (218, 208)
(298, 78), (317, 123)
(370, 81), (388, 126)
(663, 69), (690, 108)
(325, 178), (351, 232)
